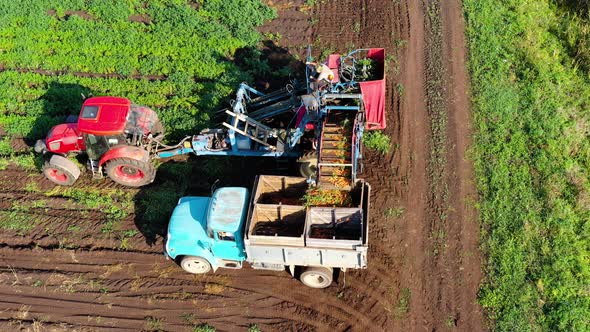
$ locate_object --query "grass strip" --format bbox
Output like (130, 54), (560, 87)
(464, 0), (590, 330)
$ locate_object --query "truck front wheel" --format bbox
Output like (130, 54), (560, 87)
(180, 256), (212, 274)
(300, 266), (333, 288)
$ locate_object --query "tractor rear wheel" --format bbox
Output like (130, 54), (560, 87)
(105, 158), (155, 187)
(300, 266), (333, 288)
(42, 155), (80, 186)
(297, 151), (318, 179)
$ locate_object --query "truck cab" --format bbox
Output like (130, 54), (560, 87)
(165, 187), (249, 273)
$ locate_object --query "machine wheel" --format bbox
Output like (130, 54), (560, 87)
(297, 152), (318, 179)
(105, 158), (155, 187)
(300, 266), (333, 288)
(180, 256), (212, 274)
(42, 154), (80, 186)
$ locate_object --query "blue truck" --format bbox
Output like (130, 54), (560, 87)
(165, 175), (370, 288)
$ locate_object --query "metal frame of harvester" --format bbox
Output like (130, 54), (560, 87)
(155, 48), (386, 188)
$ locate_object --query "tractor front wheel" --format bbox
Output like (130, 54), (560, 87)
(42, 154), (81, 186)
(105, 158), (155, 187)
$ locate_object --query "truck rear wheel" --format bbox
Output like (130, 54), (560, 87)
(297, 152), (317, 179)
(105, 158), (155, 187)
(180, 256), (212, 274)
(43, 155), (80, 186)
(300, 266), (333, 288)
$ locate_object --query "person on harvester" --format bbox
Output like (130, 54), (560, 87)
(306, 62), (335, 91)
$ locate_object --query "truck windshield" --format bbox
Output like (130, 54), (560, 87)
(217, 231), (235, 241)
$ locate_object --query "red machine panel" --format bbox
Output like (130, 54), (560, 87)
(77, 97), (131, 135)
(45, 123), (85, 154)
(360, 48), (386, 130)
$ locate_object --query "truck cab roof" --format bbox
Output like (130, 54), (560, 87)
(207, 187), (249, 233)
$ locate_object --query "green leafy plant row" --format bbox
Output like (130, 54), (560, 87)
(0, 70), (238, 141)
(464, 0), (590, 330)
(0, 0), (276, 143)
(0, 0), (275, 78)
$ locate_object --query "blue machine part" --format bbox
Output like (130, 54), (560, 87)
(156, 147), (194, 158)
(165, 188), (250, 271)
(190, 135), (300, 157)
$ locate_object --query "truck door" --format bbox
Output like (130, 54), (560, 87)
(211, 231), (245, 261)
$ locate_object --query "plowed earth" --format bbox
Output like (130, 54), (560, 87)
(0, 0), (485, 331)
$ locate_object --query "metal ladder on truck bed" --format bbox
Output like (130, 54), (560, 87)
(222, 110), (285, 151)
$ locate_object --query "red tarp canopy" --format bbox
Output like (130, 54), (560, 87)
(359, 48), (386, 130)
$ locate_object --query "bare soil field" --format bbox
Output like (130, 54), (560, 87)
(0, 0), (485, 331)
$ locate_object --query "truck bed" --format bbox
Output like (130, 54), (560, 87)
(244, 175), (370, 269)
(252, 175), (307, 205)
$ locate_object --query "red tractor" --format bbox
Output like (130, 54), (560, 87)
(35, 96), (164, 187)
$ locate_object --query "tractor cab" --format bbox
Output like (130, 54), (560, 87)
(77, 96), (162, 159)
(77, 96), (132, 160)
(38, 96), (162, 187)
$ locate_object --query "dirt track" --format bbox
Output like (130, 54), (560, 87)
(0, 1), (485, 331)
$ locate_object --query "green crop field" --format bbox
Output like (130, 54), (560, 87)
(464, 0), (589, 330)
(0, 0), (277, 241)
(0, 0), (275, 148)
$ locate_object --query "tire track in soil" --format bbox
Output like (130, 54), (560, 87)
(312, 0), (485, 331)
(0, 247), (342, 331)
(439, 0), (485, 328)
(419, 0), (484, 329)
(0, 226), (374, 331)
(311, 0), (417, 330)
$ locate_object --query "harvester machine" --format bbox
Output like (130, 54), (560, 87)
(35, 49), (386, 187)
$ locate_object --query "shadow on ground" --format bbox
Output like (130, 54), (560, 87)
(28, 82), (93, 146)
(132, 39), (305, 246)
